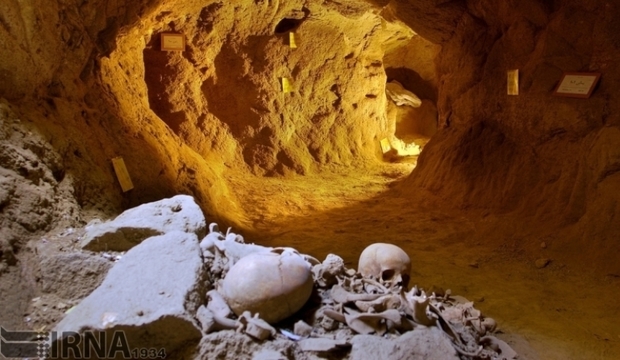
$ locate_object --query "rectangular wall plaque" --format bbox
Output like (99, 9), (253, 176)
(507, 69), (519, 95)
(380, 138), (391, 153)
(289, 32), (297, 49)
(161, 33), (185, 51)
(553, 72), (601, 98)
(281, 77), (293, 93)
(111, 157), (134, 192)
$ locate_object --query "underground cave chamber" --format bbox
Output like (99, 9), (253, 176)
(1, 0), (620, 359)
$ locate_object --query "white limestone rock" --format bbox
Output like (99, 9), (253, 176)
(54, 231), (205, 357)
(385, 80), (422, 108)
(80, 195), (206, 251)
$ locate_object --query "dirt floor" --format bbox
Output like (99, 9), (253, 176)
(224, 159), (620, 360)
(3, 157), (619, 359)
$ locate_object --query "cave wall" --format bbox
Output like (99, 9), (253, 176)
(0, 0), (417, 228)
(2, 0), (618, 271)
(0, 0), (241, 226)
(394, 0), (620, 271)
(137, 1), (414, 176)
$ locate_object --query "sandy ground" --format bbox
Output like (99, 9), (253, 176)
(224, 160), (620, 360)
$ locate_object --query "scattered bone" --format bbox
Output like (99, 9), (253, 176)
(196, 305), (236, 333)
(483, 317), (497, 333)
(361, 277), (389, 294)
(207, 289), (232, 318)
(294, 320), (313, 337)
(344, 308), (402, 335)
(331, 284), (383, 304)
(313, 253), (345, 287)
(320, 314), (340, 331)
(237, 311), (277, 341)
(323, 307), (347, 324)
(354, 294), (400, 313)
(480, 336), (518, 360)
(428, 303), (464, 347)
(410, 296), (436, 326)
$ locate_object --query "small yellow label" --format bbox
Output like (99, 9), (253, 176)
(111, 157), (134, 192)
(380, 138), (391, 153)
(289, 32), (297, 49)
(507, 69), (519, 95)
(282, 77), (293, 93)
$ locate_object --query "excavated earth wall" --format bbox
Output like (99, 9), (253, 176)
(0, 0), (619, 277)
(392, 0), (620, 274)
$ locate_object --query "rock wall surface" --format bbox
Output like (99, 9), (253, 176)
(0, 0), (619, 275)
(397, 0), (620, 273)
(0, 0), (419, 225)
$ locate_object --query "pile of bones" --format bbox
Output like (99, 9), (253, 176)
(200, 223), (517, 359)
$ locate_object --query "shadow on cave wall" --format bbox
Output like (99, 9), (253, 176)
(386, 67), (437, 103)
(143, 33), (188, 134)
(200, 36), (270, 138)
(200, 35), (290, 174)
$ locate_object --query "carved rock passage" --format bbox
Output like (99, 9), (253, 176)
(0, 0), (429, 225)
(0, 0), (618, 277)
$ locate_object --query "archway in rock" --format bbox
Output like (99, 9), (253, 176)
(382, 31), (440, 161)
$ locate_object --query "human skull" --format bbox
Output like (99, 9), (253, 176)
(358, 243), (411, 289)
(220, 248), (313, 324)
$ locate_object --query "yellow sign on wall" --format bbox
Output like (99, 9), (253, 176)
(507, 69), (519, 95)
(161, 33), (185, 51)
(282, 77), (293, 93)
(289, 32), (297, 49)
(111, 157), (134, 192)
(380, 138), (391, 153)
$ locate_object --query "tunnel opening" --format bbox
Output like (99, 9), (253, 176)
(380, 31), (440, 164)
(274, 18), (303, 34)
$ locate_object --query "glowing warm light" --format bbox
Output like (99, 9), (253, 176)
(390, 137), (421, 156)
(380, 138), (392, 153)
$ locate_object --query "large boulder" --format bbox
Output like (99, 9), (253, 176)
(39, 252), (113, 299)
(80, 195), (206, 251)
(53, 231), (205, 359)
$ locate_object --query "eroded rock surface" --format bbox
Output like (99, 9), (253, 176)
(54, 231), (205, 357)
(39, 252), (112, 299)
(386, 80), (422, 108)
(80, 195), (206, 251)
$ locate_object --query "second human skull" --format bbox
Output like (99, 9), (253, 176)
(358, 243), (411, 289)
